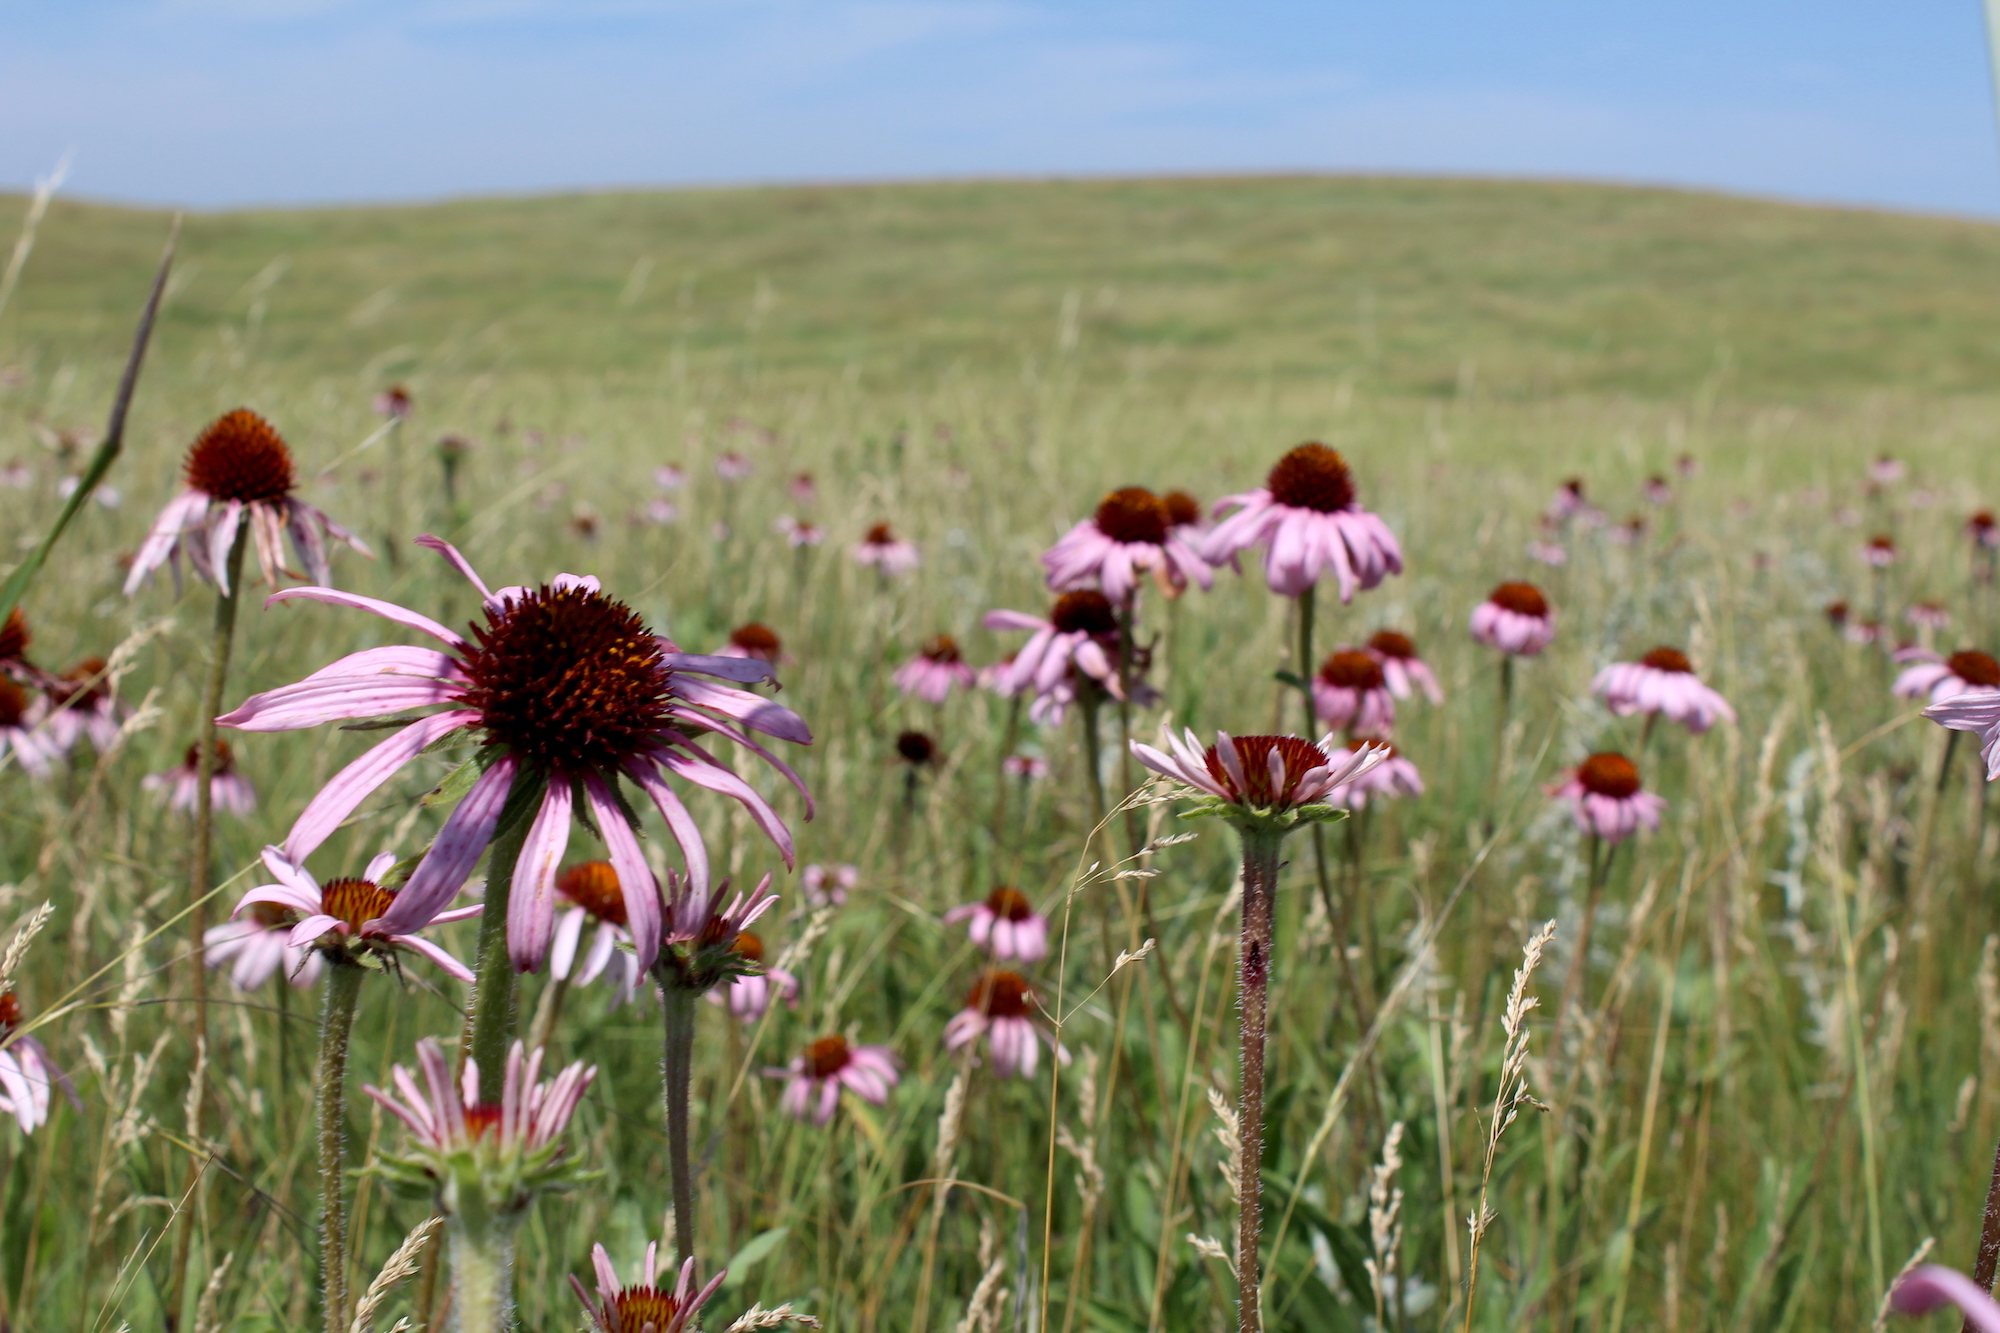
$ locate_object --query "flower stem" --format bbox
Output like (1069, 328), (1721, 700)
(1078, 691), (1107, 830)
(168, 522), (248, 1321)
(464, 776), (540, 1103)
(1296, 585), (1317, 740)
(1961, 1134), (2000, 1333)
(1555, 834), (1607, 1039)
(445, 1212), (516, 1333)
(1235, 827), (1284, 1333)
(661, 985), (700, 1266)
(317, 960), (365, 1333)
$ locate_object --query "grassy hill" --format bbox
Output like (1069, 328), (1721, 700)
(10, 175), (2000, 406)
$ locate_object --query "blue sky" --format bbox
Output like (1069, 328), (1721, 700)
(5, 1), (1999, 214)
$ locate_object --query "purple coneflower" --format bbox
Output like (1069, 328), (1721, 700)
(1970, 511), (1999, 550)
(644, 499), (679, 525)
(706, 931), (799, 1022)
(1002, 753), (1048, 780)
(788, 472), (817, 504)
(802, 862), (857, 908)
(1548, 753), (1665, 844)
(1163, 488), (1208, 541)
(1676, 453), (1698, 477)
(1545, 477), (1589, 523)
(945, 886), (1050, 962)
(550, 861), (643, 1004)
(1926, 690), (2000, 780)
(1894, 648), (2000, 704)
(1527, 538), (1568, 567)
(205, 901), (323, 991)
(573, 1245), (725, 1333)
(216, 535), (813, 974)
(1870, 455), (1905, 484)
(235, 846), (477, 980)
(144, 740), (255, 815)
(1323, 739), (1424, 809)
(718, 622), (783, 664)
(373, 385), (413, 420)
(1862, 534), (1898, 568)
(1642, 475), (1673, 506)
(44, 657), (124, 753)
(784, 519), (825, 548)
(1131, 729), (1386, 815)
(1591, 648), (1737, 735)
(853, 522), (919, 575)
(1044, 486), (1213, 605)
(1906, 600), (1952, 631)
(715, 451), (751, 481)
(1364, 630), (1444, 704)
(1470, 583), (1556, 656)
(123, 409), (371, 596)
(770, 1034), (900, 1125)
(1847, 619), (1884, 646)
(893, 635), (977, 703)
(0, 993), (76, 1135)
(945, 970), (1066, 1080)
(984, 591), (1127, 700)
(0, 680), (54, 778)
(1312, 650), (1395, 738)
(654, 464), (685, 491)
(1201, 444), (1401, 602)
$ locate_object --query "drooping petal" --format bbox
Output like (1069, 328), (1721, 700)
(264, 586), (467, 649)
(630, 759), (711, 909)
(207, 500), (245, 596)
(508, 780), (574, 973)
(670, 677), (812, 744)
(415, 534), (495, 603)
(278, 711), (481, 862)
(377, 756), (519, 933)
(586, 773), (659, 972)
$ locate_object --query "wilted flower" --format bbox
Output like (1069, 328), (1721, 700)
(706, 931), (799, 1022)
(1591, 648), (1737, 734)
(945, 970), (1066, 1079)
(235, 847), (477, 980)
(1548, 753), (1665, 843)
(652, 872), (780, 993)
(572, 1244), (725, 1333)
(124, 409), (371, 596)
(143, 740), (255, 815)
(802, 863), (857, 908)
(892, 635), (977, 703)
(853, 522), (919, 575)
(1894, 648), (2000, 704)
(1042, 486), (1213, 605)
(205, 901), (324, 991)
(1201, 444), (1401, 601)
(1312, 650), (1395, 737)
(945, 886), (1050, 962)
(1470, 583), (1556, 656)
(769, 1035), (900, 1125)
(218, 535), (813, 974)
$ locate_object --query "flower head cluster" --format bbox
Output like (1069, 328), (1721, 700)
(1043, 486), (1213, 605)
(1548, 753), (1665, 844)
(218, 536), (813, 976)
(1202, 444), (1402, 601)
(893, 635), (977, 703)
(946, 886), (1050, 962)
(769, 1034), (900, 1124)
(1313, 650), (1395, 737)
(143, 740), (256, 816)
(572, 1244), (725, 1333)
(1471, 583), (1556, 656)
(945, 970), (1066, 1080)
(853, 522), (919, 575)
(234, 847), (478, 980)
(125, 409), (371, 597)
(1592, 648), (1736, 734)
(366, 1038), (598, 1214)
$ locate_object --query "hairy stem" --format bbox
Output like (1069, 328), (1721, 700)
(446, 1213), (516, 1333)
(1236, 827), (1284, 1333)
(317, 960), (365, 1333)
(464, 776), (540, 1103)
(661, 985), (700, 1266)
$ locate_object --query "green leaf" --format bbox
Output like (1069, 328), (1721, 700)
(422, 756), (485, 808)
(720, 1226), (789, 1284)
(1273, 669), (1308, 690)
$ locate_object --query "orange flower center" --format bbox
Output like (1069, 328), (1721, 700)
(1345, 736), (1396, 759)
(319, 878), (396, 932)
(1092, 487), (1170, 545)
(558, 861), (627, 925)
(0, 679), (27, 730)
(612, 1287), (691, 1328)
(922, 634), (962, 664)
(1265, 443), (1355, 513)
(181, 738), (236, 773)
(1200, 735), (1327, 807)
(1319, 650), (1384, 691)
(0, 992), (21, 1031)
(1950, 651), (2000, 688)
(1163, 489), (1201, 526)
(966, 970), (1034, 1020)
(462, 1103), (504, 1139)
(458, 582), (670, 774)
(1577, 753), (1642, 799)
(806, 1034), (854, 1078)
(729, 622), (781, 657)
(733, 931), (764, 963)
(864, 522), (896, 545)
(0, 609), (27, 662)
(183, 409), (297, 503)
(1640, 647), (1692, 674)
(1489, 582), (1549, 617)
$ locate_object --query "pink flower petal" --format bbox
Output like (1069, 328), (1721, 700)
(279, 711), (480, 862)
(377, 756), (519, 933)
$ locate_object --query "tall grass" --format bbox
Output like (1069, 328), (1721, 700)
(0, 178), (1997, 1330)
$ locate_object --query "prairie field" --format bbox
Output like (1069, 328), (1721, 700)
(4, 174), (2000, 1331)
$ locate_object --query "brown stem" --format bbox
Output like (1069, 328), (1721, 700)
(1235, 828), (1283, 1332)
(1964, 1133), (2000, 1333)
